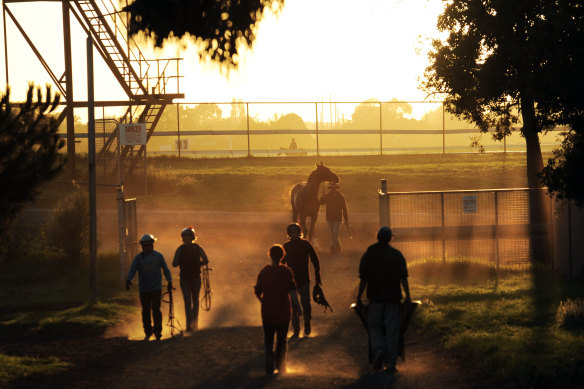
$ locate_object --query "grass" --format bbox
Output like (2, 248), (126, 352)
(0, 354), (69, 385)
(7, 151), (576, 387)
(410, 260), (584, 388)
(44, 152), (536, 212)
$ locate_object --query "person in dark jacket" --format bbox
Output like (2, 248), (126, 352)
(255, 244), (302, 375)
(282, 222), (322, 339)
(126, 233), (172, 341)
(319, 181), (349, 253)
(172, 226), (209, 332)
(356, 226), (411, 373)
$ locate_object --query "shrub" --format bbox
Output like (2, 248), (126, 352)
(45, 187), (89, 262)
(556, 298), (584, 330)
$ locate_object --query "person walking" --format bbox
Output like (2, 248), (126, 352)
(282, 222), (322, 338)
(254, 244), (302, 375)
(356, 226), (411, 373)
(172, 226), (209, 332)
(319, 181), (349, 253)
(126, 233), (173, 341)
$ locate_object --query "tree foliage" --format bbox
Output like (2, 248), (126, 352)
(123, 0), (285, 67)
(423, 0), (584, 198)
(541, 130), (584, 207)
(0, 86), (66, 235)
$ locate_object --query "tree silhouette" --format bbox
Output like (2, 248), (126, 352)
(123, 0), (285, 67)
(423, 0), (584, 263)
(0, 86), (66, 235)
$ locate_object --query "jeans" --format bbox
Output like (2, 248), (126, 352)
(291, 282), (311, 333)
(263, 322), (289, 371)
(367, 302), (401, 368)
(327, 221), (341, 252)
(180, 276), (202, 330)
(140, 289), (162, 336)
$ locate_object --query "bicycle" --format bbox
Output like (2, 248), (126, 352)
(201, 265), (212, 311)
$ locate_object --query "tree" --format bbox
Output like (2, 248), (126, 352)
(541, 130), (584, 207)
(0, 86), (66, 235)
(123, 0), (285, 67)
(422, 1), (584, 263)
(350, 98), (414, 129)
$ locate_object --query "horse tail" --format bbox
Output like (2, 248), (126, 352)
(290, 183), (303, 222)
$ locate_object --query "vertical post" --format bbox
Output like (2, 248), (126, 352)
(246, 102), (251, 157)
(568, 201), (572, 277)
(117, 186), (126, 284)
(315, 102), (320, 156)
(87, 36), (97, 305)
(3, 4), (8, 86)
(63, 1), (76, 175)
(379, 179), (389, 227)
(442, 102), (446, 154)
(144, 145), (147, 195)
(494, 191), (500, 272)
(441, 192), (446, 263)
(379, 102), (383, 156)
(176, 104), (181, 158)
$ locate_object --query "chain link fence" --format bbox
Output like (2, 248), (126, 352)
(62, 101), (564, 158)
(379, 185), (551, 270)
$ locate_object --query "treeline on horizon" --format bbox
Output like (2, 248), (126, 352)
(62, 99), (523, 152)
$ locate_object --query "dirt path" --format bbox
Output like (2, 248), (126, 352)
(5, 216), (486, 389)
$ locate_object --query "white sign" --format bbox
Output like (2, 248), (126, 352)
(463, 195), (478, 213)
(120, 123), (146, 146)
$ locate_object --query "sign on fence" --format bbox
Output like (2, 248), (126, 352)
(463, 195), (478, 213)
(120, 123), (146, 145)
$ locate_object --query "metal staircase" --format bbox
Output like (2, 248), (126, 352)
(68, 0), (183, 170)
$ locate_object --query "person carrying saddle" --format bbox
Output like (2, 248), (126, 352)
(282, 222), (322, 339)
(356, 226), (411, 373)
(172, 226), (209, 332)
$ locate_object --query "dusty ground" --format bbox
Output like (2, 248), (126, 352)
(4, 212), (488, 389)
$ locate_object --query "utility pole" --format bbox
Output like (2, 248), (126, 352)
(87, 36), (97, 305)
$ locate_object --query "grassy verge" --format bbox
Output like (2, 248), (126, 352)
(38, 152), (537, 212)
(410, 260), (584, 388)
(0, 253), (136, 386)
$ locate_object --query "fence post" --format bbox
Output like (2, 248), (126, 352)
(117, 185), (126, 284)
(494, 191), (500, 272)
(246, 102), (251, 157)
(379, 102), (383, 156)
(379, 179), (389, 227)
(441, 192), (446, 263)
(315, 102), (320, 156)
(442, 103), (446, 154)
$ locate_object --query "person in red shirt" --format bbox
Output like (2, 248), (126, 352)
(255, 244), (302, 375)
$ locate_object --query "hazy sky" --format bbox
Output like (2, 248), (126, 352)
(0, 0), (444, 105)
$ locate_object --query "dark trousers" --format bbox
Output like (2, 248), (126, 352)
(180, 276), (202, 329)
(140, 289), (162, 336)
(291, 282), (311, 333)
(263, 322), (289, 371)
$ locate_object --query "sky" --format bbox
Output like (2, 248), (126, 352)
(0, 0), (445, 111)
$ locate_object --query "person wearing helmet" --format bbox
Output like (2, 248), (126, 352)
(356, 226), (411, 374)
(282, 222), (322, 339)
(254, 244), (302, 375)
(172, 226), (209, 332)
(319, 181), (349, 253)
(126, 233), (173, 341)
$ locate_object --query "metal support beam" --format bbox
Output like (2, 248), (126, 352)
(63, 0), (76, 174)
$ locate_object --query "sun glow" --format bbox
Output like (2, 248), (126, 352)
(0, 1), (444, 107)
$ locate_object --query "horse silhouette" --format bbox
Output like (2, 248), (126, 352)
(291, 162), (339, 243)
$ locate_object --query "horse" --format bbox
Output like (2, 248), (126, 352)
(291, 162), (339, 243)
